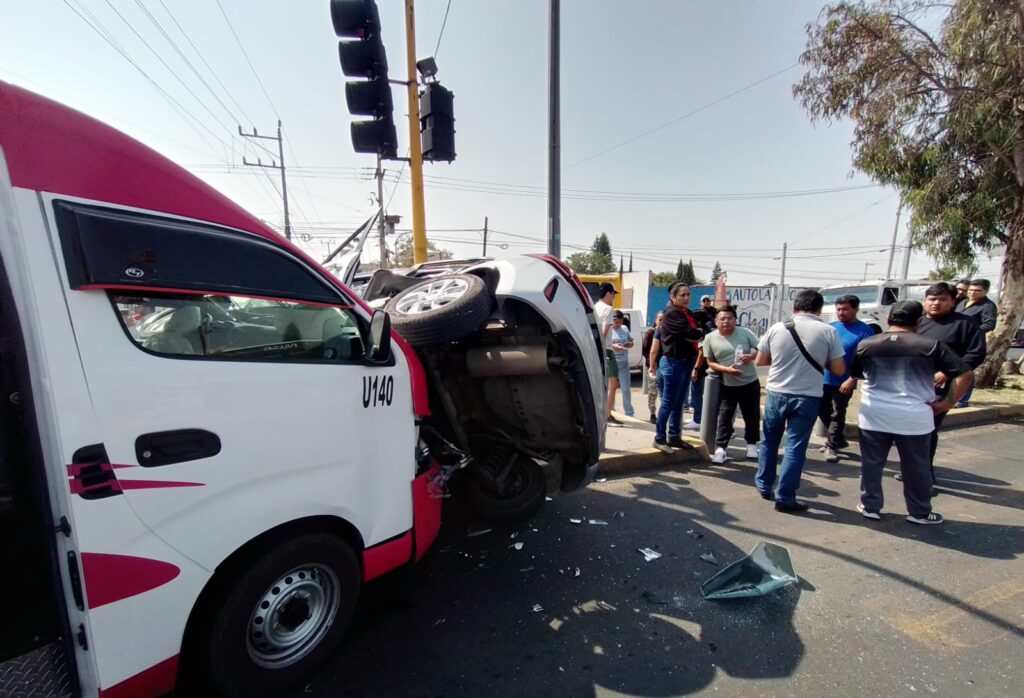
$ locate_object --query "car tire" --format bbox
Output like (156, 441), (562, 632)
(384, 273), (490, 346)
(203, 533), (360, 698)
(466, 449), (547, 526)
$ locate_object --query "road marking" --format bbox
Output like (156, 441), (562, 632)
(872, 578), (1024, 655)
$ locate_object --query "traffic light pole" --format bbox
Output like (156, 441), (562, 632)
(404, 0), (428, 265)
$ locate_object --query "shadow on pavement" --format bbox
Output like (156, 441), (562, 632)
(289, 481), (805, 697)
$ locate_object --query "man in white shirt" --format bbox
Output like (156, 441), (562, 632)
(754, 290), (845, 513)
(593, 283), (621, 425)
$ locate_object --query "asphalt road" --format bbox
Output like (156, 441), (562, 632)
(288, 420), (1024, 698)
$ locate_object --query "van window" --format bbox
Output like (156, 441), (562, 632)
(111, 292), (365, 363)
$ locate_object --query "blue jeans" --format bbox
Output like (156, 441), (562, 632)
(956, 378), (975, 407)
(656, 356), (695, 442)
(615, 356), (633, 416)
(755, 391), (821, 503)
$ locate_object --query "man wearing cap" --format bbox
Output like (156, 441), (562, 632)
(594, 283), (622, 425)
(851, 301), (972, 525)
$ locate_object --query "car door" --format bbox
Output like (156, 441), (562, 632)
(44, 196), (417, 571)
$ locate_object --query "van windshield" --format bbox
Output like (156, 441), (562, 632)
(821, 285), (880, 305)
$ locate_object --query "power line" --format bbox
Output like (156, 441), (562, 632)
(433, 0), (453, 57)
(564, 62), (800, 170)
(62, 0), (232, 158)
(215, 0), (280, 119)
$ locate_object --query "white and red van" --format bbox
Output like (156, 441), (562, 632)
(0, 83), (605, 697)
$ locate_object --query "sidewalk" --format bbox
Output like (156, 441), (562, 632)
(598, 383), (1024, 477)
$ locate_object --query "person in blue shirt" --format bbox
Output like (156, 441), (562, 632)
(819, 295), (876, 462)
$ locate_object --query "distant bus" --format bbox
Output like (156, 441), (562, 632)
(577, 272), (622, 308)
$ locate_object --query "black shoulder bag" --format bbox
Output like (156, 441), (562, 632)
(784, 320), (823, 374)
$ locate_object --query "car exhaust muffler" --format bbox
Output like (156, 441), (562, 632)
(466, 345), (556, 377)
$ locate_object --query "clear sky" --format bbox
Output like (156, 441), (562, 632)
(0, 0), (1004, 287)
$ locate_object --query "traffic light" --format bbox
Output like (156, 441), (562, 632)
(331, 0), (397, 159)
(420, 82), (455, 162)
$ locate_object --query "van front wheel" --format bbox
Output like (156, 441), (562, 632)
(204, 533), (360, 697)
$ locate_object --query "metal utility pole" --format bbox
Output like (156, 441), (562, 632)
(240, 121), (290, 240)
(900, 230), (913, 279)
(547, 0), (561, 258)
(375, 155), (387, 269)
(404, 0), (428, 264)
(482, 216), (489, 256)
(885, 197), (904, 281)
(776, 242), (788, 323)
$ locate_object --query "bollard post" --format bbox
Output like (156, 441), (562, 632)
(700, 371), (721, 453)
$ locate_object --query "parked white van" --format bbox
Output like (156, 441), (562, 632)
(0, 83), (604, 697)
(819, 279), (936, 332)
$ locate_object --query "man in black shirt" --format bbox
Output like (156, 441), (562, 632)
(851, 301), (971, 524)
(956, 278), (997, 332)
(917, 282), (986, 473)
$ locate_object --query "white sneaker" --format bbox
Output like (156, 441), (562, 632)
(683, 421), (700, 431)
(712, 447), (728, 464)
(745, 444), (759, 459)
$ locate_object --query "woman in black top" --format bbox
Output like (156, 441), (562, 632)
(649, 284), (705, 451)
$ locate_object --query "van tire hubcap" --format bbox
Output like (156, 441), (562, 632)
(246, 564), (340, 669)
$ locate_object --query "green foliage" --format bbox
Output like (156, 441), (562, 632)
(566, 234), (616, 274)
(793, 0), (1021, 267)
(393, 237), (453, 267)
(681, 259), (700, 285)
(710, 261), (724, 283)
(928, 258), (978, 281)
(652, 271), (678, 286)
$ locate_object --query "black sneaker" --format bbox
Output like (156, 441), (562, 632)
(893, 472), (904, 481)
(774, 500), (810, 513)
(649, 414), (657, 424)
(607, 415), (622, 426)
(758, 489), (774, 501)
(906, 512), (944, 525)
(667, 436), (692, 449)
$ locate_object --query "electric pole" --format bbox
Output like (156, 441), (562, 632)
(482, 216), (489, 256)
(376, 155), (387, 269)
(776, 242), (788, 323)
(885, 197), (904, 282)
(547, 0), (561, 258)
(900, 230), (913, 279)
(240, 121), (290, 240)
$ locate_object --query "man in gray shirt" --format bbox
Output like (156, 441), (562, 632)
(755, 290), (845, 513)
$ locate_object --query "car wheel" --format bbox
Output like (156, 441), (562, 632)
(466, 448), (547, 525)
(384, 273), (490, 346)
(203, 533), (360, 697)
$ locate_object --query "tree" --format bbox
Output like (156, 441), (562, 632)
(710, 261), (724, 283)
(681, 259), (699, 285)
(393, 236), (452, 267)
(793, 0), (1024, 386)
(652, 271), (678, 286)
(675, 259), (685, 282)
(565, 233), (616, 274)
(928, 258), (979, 281)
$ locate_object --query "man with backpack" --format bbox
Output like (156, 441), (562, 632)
(754, 290), (846, 513)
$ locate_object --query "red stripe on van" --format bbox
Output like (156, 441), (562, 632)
(117, 480), (205, 491)
(362, 532), (413, 582)
(80, 553), (180, 609)
(99, 655), (179, 698)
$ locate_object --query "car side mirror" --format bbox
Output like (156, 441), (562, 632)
(366, 310), (393, 364)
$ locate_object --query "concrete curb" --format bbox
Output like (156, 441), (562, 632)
(841, 403), (1024, 441)
(598, 435), (709, 477)
(597, 404), (1022, 479)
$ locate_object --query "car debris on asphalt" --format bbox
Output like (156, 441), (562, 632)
(700, 541), (798, 600)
